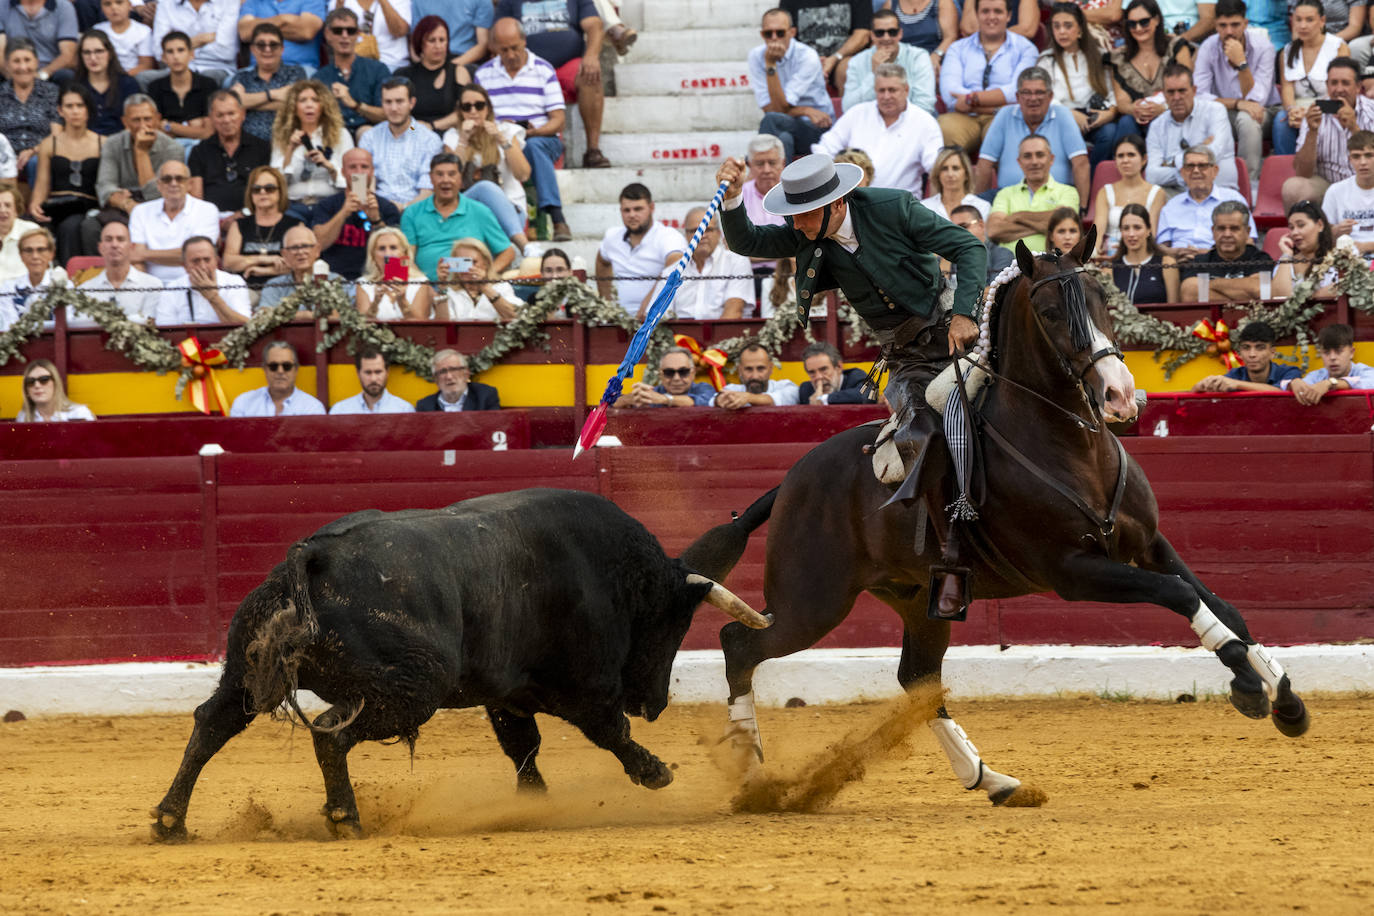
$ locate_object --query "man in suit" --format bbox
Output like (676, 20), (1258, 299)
(416, 349), (501, 411)
(797, 341), (874, 405)
(717, 151), (986, 617)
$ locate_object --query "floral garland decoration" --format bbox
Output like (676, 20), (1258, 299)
(0, 282), (183, 374)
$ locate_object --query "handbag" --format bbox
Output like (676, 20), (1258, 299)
(338, 0), (380, 58)
(41, 193), (95, 223)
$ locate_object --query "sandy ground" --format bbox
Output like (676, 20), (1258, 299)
(2, 694), (1372, 915)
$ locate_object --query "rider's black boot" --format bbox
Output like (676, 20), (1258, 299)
(925, 504), (970, 621)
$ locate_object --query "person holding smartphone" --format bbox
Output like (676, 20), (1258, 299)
(1283, 56), (1374, 210)
(435, 237), (520, 321)
(307, 148), (399, 281)
(355, 226), (437, 320)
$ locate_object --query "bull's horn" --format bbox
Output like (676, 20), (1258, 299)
(685, 574), (772, 629)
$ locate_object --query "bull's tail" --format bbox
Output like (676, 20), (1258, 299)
(241, 540), (359, 733)
(678, 486), (779, 583)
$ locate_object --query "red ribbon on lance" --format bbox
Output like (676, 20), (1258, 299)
(1191, 319), (1242, 370)
(178, 336), (230, 415)
(673, 333), (729, 390)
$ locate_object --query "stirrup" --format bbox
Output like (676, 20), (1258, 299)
(927, 564), (972, 621)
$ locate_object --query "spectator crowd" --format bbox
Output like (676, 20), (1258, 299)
(4, 0), (1374, 420)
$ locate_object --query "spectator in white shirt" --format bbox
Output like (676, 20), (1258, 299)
(73, 219), (167, 326)
(129, 159), (219, 286)
(1146, 63), (1240, 191)
(151, 0), (240, 82)
(155, 235), (251, 324)
(329, 348), (415, 415)
(1323, 129), (1374, 257)
(814, 63), (941, 195)
(97, 0), (155, 77)
(229, 339), (327, 417)
(714, 343), (800, 409)
(594, 182), (684, 318)
(0, 227), (67, 329)
(654, 207), (753, 320)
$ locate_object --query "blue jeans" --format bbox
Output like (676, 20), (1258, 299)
(1089, 116), (1142, 169)
(759, 112), (824, 162)
(523, 135), (564, 211)
(463, 180), (524, 239)
(1273, 113), (1299, 155)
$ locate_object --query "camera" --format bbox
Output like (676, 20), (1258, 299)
(1088, 93), (1110, 111)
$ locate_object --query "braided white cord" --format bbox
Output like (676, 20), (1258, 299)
(971, 262), (1021, 363)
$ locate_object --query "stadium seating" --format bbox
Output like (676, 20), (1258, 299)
(1084, 160), (1121, 227)
(1262, 227), (1288, 260)
(1254, 155), (1295, 232)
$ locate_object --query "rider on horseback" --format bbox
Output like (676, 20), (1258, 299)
(717, 153), (987, 617)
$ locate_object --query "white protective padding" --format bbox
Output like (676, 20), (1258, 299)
(1189, 600), (1242, 653)
(924, 359), (990, 415)
(871, 415), (906, 484)
(929, 716), (985, 790)
(727, 691), (756, 722)
(1247, 643), (1286, 701)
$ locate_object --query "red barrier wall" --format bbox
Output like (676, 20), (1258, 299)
(1, 408), (1372, 666)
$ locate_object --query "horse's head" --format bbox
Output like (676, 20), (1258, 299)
(1011, 225), (1138, 423)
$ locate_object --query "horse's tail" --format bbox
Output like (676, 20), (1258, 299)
(678, 486), (779, 583)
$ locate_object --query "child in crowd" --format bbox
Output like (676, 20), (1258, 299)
(1193, 321), (1302, 392)
(1289, 323), (1374, 405)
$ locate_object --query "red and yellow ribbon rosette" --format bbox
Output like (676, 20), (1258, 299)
(1191, 319), (1242, 370)
(178, 336), (230, 415)
(672, 333), (729, 390)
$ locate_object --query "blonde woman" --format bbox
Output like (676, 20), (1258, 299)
(0, 227), (66, 329)
(355, 226), (437, 320)
(269, 80), (354, 216)
(16, 358), (94, 421)
(833, 148), (875, 187)
(222, 166), (300, 289)
(436, 237), (520, 322)
(921, 147), (989, 220)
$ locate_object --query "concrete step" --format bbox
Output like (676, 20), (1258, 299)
(630, 28), (760, 63)
(614, 61), (757, 97)
(642, 0), (772, 31)
(555, 164), (723, 203)
(603, 94), (759, 133)
(595, 129), (757, 167)
(562, 205), (702, 240)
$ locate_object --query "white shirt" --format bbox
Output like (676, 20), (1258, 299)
(154, 269), (251, 324)
(0, 266), (68, 329)
(714, 378), (800, 407)
(0, 218), (40, 281)
(356, 276), (428, 320)
(446, 279), (518, 321)
(74, 267), (168, 327)
(442, 120), (527, 214)
(17, 403), (96, 422)
(97, 20), (153, 72)
(658, 243), (754, 320)
(814, 102), (942, 195)
(598, 221), (684, 315)
(1323, 176), (1374, 249)
(329, 390), (415, 414)
(152, 0), (240, 73)
(229, 385), (327, 417)
(921, 193), (990, 222)
(340, 0), (412, 70)
(129, 196), (221, 284)
(271, 127), (353, 204)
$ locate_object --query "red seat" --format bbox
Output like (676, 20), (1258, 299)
(1084, 160), (1121, 226)
(65, 255), (103, 277)
(1235, 157), (1253, 208)
(1255, 155), (1295, 232)
(1262, 226), (1288, 260)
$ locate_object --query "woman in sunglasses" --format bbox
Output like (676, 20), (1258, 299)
(444, 83), (533, 255)
(395, 16), (468, 135)
(73, 30), (141, 136)
(222, 165), (300, 291)
(15, 359), (95, 422)
(28, 85), (101, 265)
(1109, 0), (1193, 138)
(269, 79), (353, 218)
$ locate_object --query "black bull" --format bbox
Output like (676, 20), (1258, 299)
(151, 488), (774, 841)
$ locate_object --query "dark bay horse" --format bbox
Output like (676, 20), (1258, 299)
(715, 228), (1310, 805)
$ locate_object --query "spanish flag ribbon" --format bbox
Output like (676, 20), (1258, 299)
(1191, 319), (1242, 370)
(673, 333), (730, 390)
(178, 336), (230, 415)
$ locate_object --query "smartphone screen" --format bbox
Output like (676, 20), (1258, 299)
(442, 256), (475, 274)
(383, 256), (408, 283)
(1316, 98), (1344, 114)
(350, 173), (367, 200)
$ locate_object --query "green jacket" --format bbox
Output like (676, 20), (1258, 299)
(722, 187), (987, 330)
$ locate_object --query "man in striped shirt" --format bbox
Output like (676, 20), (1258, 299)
(476, 17), (572, 242)
(1284, 57), (1374, 209)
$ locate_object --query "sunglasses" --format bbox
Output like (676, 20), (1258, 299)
(661, 367), (692, 378)
(159, 174), (188, 184)
(24, 374), (53, 386)
(1126, 16), (1153, 30)
(760, 29), (787, 39)
(282, 243), (315, 253)
(254, 41), (282, 51)
(251, 183), (278, 193)
(266, 361), (296, 372)
(459, 100), (488, 112)
(982, 61), (994, 89)
(330, 26), (358, 35)
(872, 27), (901, 38)
(19, 246), (50, 255)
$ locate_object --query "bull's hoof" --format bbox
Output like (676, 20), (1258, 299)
(631, 762), (674, 790)
(149, 808), (188, 843)
(324, 807), (362, 840)
(990, 784), (1048, 807)
(1272, 678), (1310, 738)
(1229, 681), (1271, 720)
(516, 774), (548, 794)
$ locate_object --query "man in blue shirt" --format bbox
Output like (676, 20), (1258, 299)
(975, 66), (1089, 205)
(936, 0), (1038, 154)
(1290, 323), (1374, 405)
(237, 0), (325, 71)
(3, 0), (80, 78)
(400, 151), (515, 281)
(614, 347), (716, 408)
(748, 7), (834, 162)
(360, 77), (443, 208)
(313, 8), (386, 135)
(1193, 321), (1302, 392)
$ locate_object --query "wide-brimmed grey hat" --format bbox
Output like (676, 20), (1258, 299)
(762, 153), (864, 217)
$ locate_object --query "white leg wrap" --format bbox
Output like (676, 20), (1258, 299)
(726, 692), (763, 759)
(1246, 643), (1286, 701)
(929, 717), (986, 790)
(1190, 600), (1242, 653)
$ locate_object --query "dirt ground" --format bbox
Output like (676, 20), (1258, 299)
(2, 695), (1372, 915)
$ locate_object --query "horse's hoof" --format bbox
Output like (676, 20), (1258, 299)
(325, 808), (362, 839)
(1229, 682), (1271, 719)
(149, 808), (188, 843)
(1272, 682), (1310, 738)
(991, 784), (1048, 807)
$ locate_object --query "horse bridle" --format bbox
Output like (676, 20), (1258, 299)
(1027, 264), (1125, 383)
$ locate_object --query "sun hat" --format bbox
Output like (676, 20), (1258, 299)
(762, 153), (865, 217)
